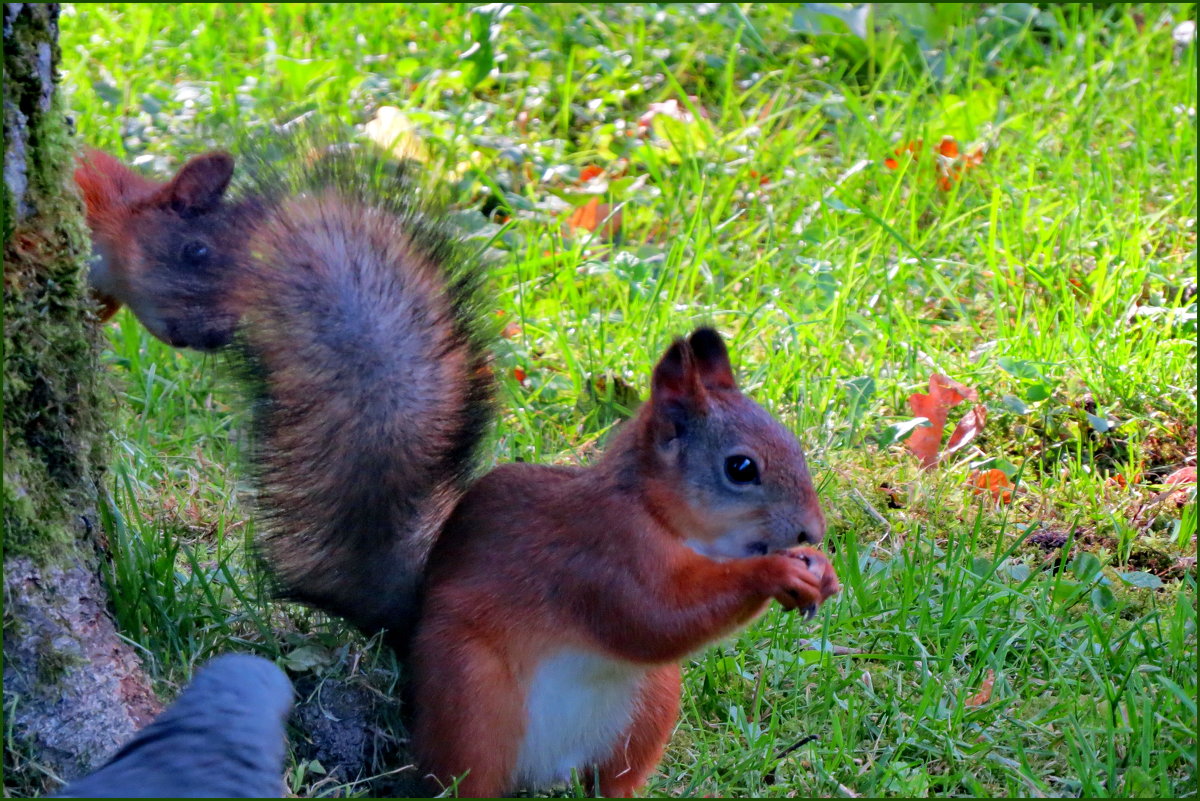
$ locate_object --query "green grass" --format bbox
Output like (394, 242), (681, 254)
(38, 2), (1198, 797)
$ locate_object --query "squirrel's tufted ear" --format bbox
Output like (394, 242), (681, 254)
(650, 336), (707, 445)
(157, 151), (234, 218)
(688, 327), (737, 390)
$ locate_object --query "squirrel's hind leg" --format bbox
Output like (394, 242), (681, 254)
(411, 632), (525, 797)
(595, 665), (681, 798)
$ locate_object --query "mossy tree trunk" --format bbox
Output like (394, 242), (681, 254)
(3, 4), (159, 794)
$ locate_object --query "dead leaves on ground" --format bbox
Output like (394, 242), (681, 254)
(968, 469), (1014, 504)
(566, 196), (622, 239)
(895, 372), (1014, 505)
(1129, 464), (1197, 528)
(884, 135), (986, 191)
(562, 96), (718, 242)
(1152, 465), (1197, 510)
(963, 669), (996, 708)
(886, 371), (1193, 583)
(945, 404), (988, 459)
(562, 159), (626, 240)
(905, 374), (990, 472)
(1163, 465), (1197, 487)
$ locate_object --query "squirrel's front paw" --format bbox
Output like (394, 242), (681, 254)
(767, 548), (840, 615)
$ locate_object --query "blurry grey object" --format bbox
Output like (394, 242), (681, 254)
(57, 654), (294, 798)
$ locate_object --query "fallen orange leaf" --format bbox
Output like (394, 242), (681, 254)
(578, 165), (604, 182)
(884, 139), (923, 170)
(934, 136), (985, 190)
(886, 136), (985, 190)
(969, 469), (1013, 504)
(906, 374), (978, 470)
(566, 197), (621, 239)
(964, 669), (995, 707)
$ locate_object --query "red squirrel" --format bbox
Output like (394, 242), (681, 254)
(76, 144), (839, 797)
(413, 328), (838, 796)
(74, 148), (244, 348)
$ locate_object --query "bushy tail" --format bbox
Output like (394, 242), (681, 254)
(232, 146), (493, 641)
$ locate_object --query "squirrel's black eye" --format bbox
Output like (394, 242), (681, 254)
(181, 241), (210, 265)
(724, 455), (760, 485)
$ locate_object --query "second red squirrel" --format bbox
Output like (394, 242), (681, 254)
(75, 144), (840, 797)
(75, 148), (242, 348)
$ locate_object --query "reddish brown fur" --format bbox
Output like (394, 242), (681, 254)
(73, 149), (161, 320)
(76, 150), (837, 797)
(73, 149), (241, 347)
(412, 331), (839, 797)
(234, 193), (488, 637)
(69, 147), (494, 640)
(592, 666), (681, 798)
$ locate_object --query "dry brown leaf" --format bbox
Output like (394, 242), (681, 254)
(884, 136), (984, 190)
(906, 374), (978, 469)
(364, 106), (429, 163)
(884, 139), (923, 170)
(1140, 466), (1200, 511)
(936, 135), (960, 159)
(934, 135), (985, 190)
(964, 669), (995, 707)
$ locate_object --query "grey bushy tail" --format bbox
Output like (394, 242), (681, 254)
(232, 142), (495, 641)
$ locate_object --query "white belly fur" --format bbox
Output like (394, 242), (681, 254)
(514, 648), (647, 789)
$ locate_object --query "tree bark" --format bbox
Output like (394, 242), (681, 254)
(3, 4), (159, 794)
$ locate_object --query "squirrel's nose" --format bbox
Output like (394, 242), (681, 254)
(796, 508), (826, 545)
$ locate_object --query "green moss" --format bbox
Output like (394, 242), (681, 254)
(2, 88), (111, 561)
(34, 638), (87, 687)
